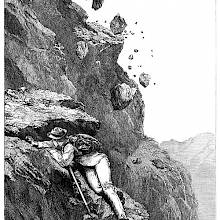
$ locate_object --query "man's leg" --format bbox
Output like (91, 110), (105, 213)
(84, 167), (102, 194)
(95, 156), (127, 220)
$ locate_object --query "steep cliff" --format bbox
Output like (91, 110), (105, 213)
(4, 0), (198, 219)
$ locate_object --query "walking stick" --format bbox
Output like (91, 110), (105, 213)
(68, 166), (92, 215)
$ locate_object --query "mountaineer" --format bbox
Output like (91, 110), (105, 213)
(26, 127), (128, 220)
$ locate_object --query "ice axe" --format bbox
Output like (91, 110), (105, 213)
(68, 166), (92, 215)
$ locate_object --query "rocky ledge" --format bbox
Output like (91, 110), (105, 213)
(5, 88), (100, 139)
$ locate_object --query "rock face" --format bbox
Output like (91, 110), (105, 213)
(110, 14), (127, 35)
(161, 133), (215, 220)
(120, 139), (198, 220)
(4, 0), (198, 219)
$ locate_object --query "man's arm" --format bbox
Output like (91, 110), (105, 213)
(62, 144), (77, 167)
(26, 136), (52, 149)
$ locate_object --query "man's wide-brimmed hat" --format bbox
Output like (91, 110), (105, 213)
(47, 127), (67, 140)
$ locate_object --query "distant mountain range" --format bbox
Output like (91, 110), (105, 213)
(160, 133), (215, 220)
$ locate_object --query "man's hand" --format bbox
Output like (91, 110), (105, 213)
(58, 160), (67, 168)
(25, 136), (38, 146)
(59, 159), (76, 168)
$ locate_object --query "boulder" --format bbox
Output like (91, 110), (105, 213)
(110, 83), (137, 110)
(139, 73), (151, 88)
(110, 14), (127, 35)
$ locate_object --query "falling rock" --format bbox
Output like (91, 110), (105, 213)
(92, 0), (104, 10)
(111, 83), (137, 110)
(110, 14), (127, 35)
(76, 41), (89, 59)
(139, 73), (151, 88)
(128, 54), (134, 60)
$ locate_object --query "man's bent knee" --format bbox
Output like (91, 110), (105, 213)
(101, 182), (113, 190)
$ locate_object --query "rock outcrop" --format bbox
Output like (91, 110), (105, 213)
(4, 0), (198, 219)
(5, 88), (100, 139)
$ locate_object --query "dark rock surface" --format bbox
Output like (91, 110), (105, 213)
(4, 0), (198, 219)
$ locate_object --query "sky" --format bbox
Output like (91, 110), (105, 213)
(74, 0), (216, 142)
